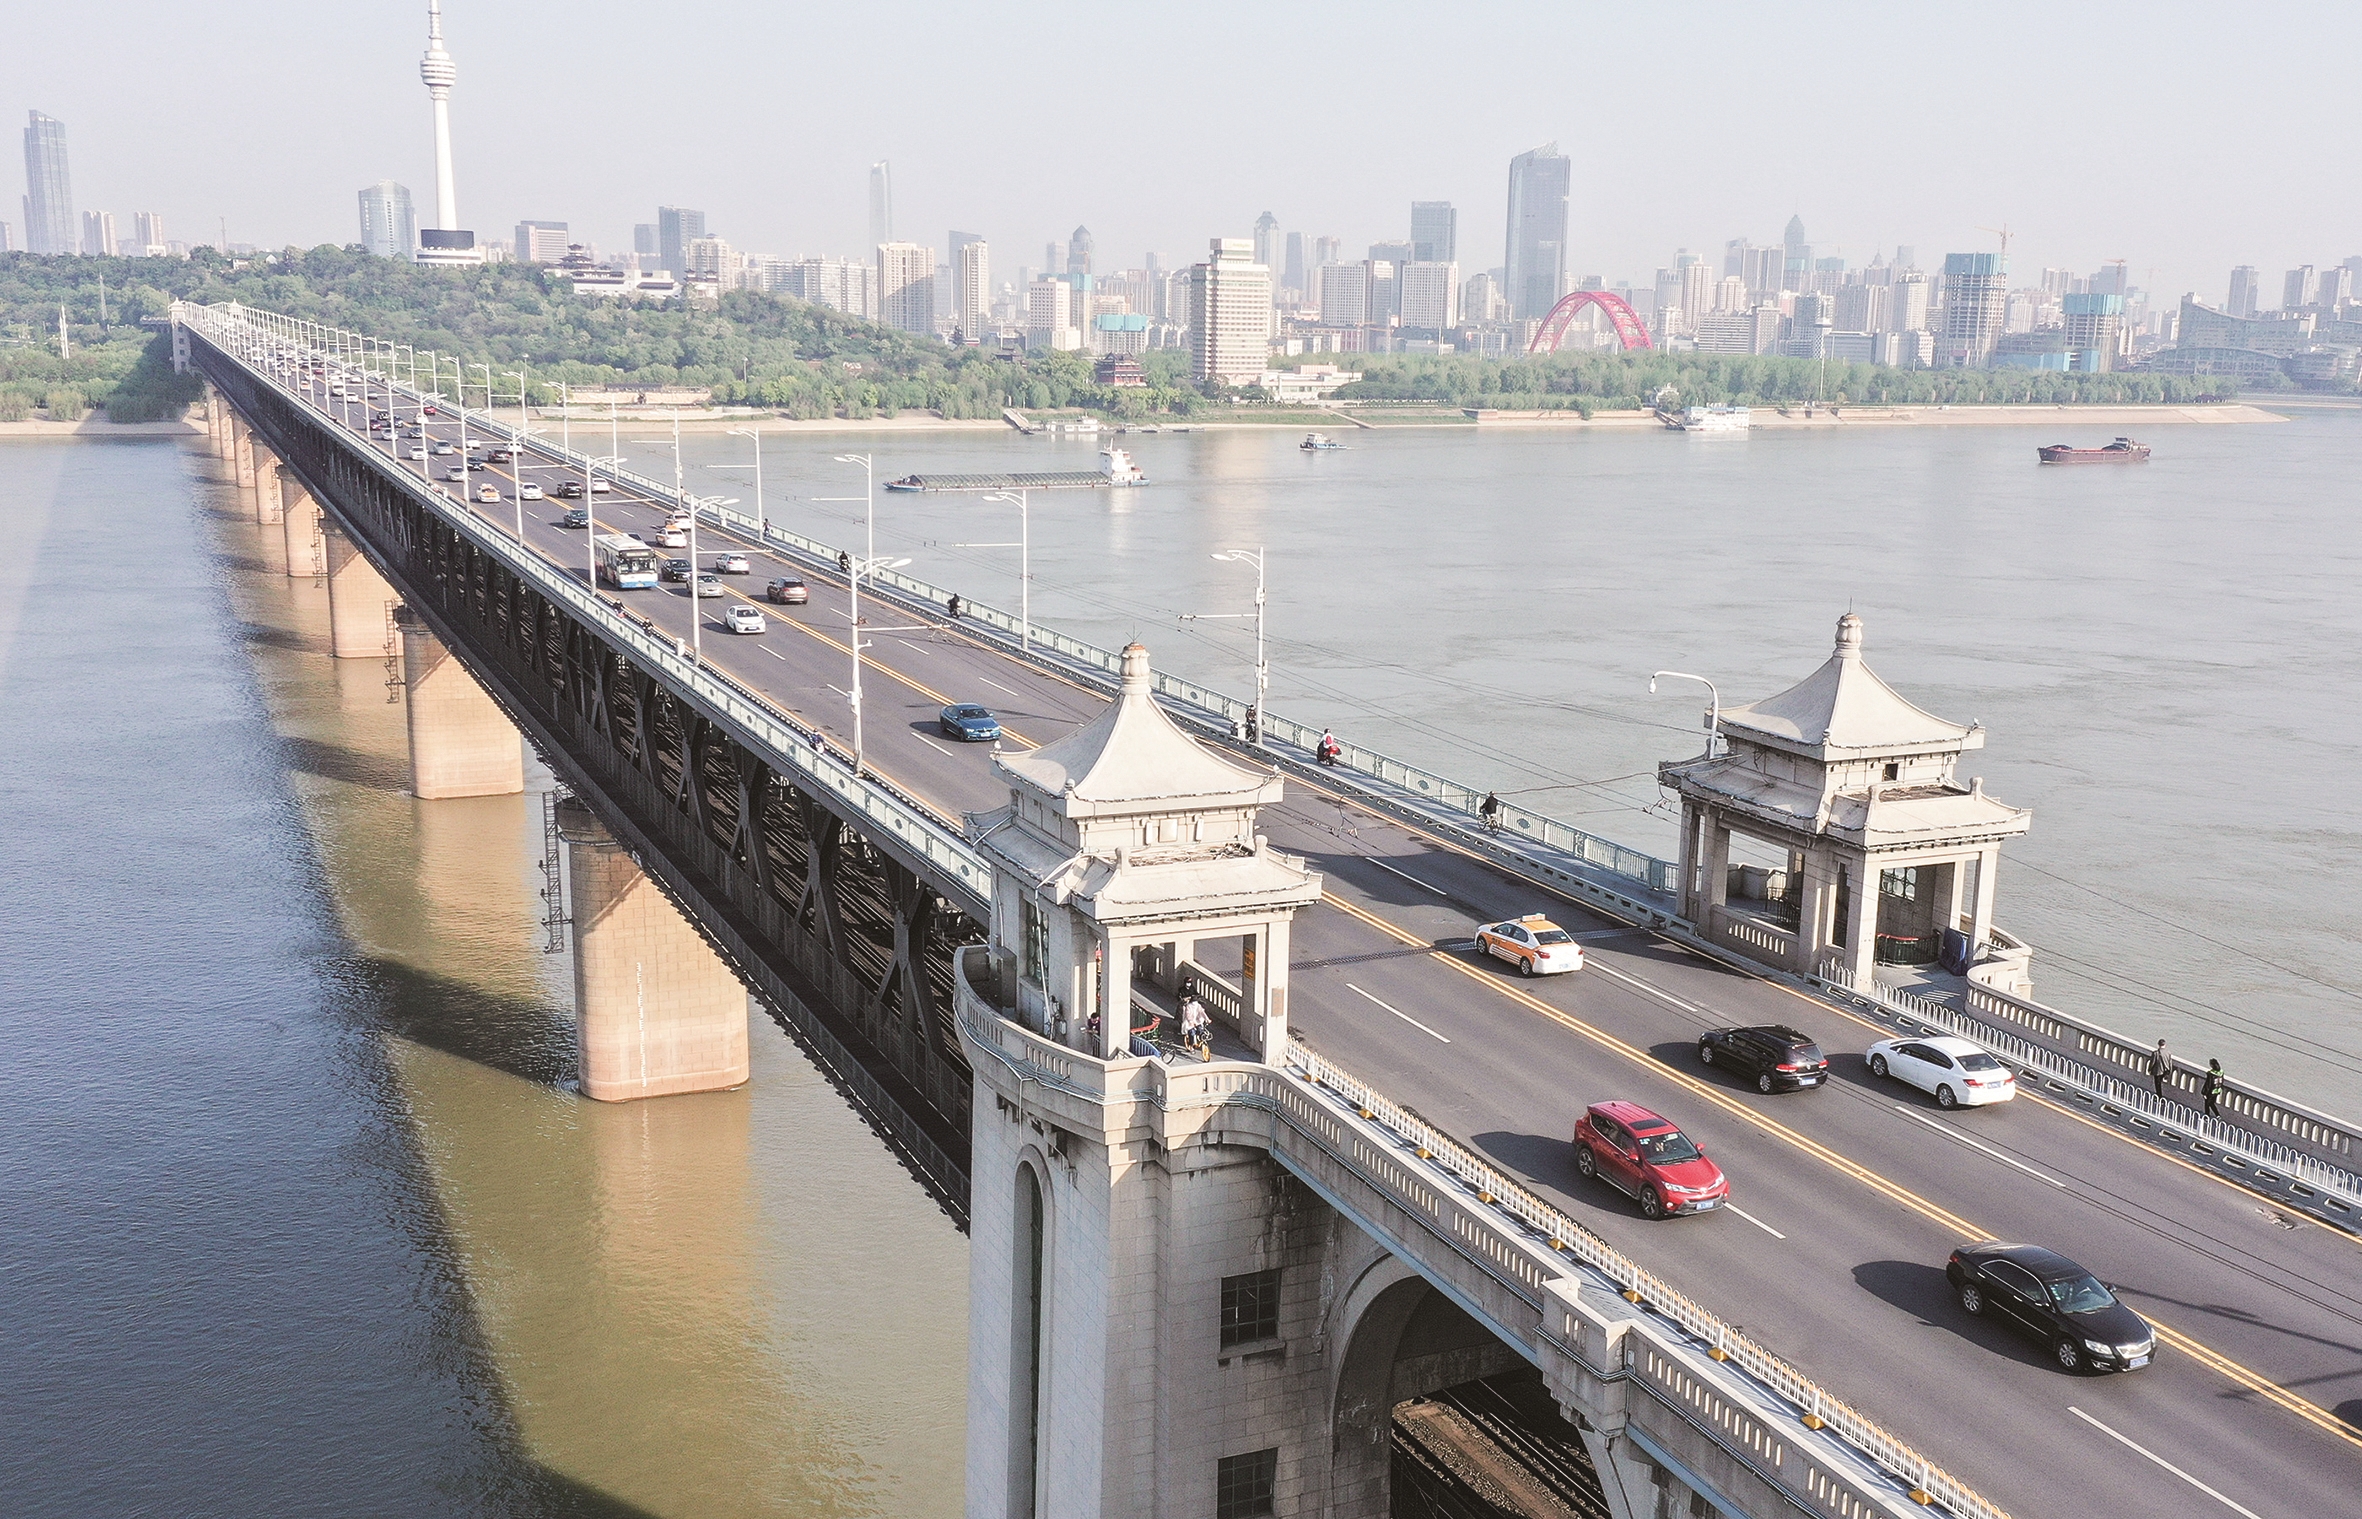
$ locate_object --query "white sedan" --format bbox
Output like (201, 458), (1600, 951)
(516, 481), (544, 500)
(724, 605), (767, 634)
(1865, 1035), (2017, 1109)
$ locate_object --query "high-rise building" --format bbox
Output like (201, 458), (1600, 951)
(776, 257), (875, 319)
(1783, 214), (1810, 292)
(1187, 237), (1271, 385)
(358, 182), (416, 258)
(81, 211), (116, 256)
(2225, 266), (2259, 318)
(2282, 265), (2314, 310)
(1503, 143), (1570, 320)
(2318, 265), (2353, 308)
(412, 1), (478, 266)
(1318, 261), (1370, 327)
(1938, 252), (2008, 367)
(133, 212), (166, 256)
(514, 220), (569, 263)
(686, 236), (742, 285)
(954, 237), (991, 339)
(1281, 232), (1307, 298)
(1462, 270), (1505, 325)
(1679, 261), (1714, 329)
(1066, 225), (1093, 278)
(1891, 271), (1931, 333)
(2061, 293), (2122, 370)
(1399, 261), (1460, 332)
(1027, 278), (1077, 350)
(21, 111), (73, 256)
(1410, 201), (1457, 264)
(0, 221), (14, 252)
(657, 207), (706, 278)
(1252, 212), (1280, 275)
(869, 162), (892, 247)
(633, 224), (658, 257)
(877, 241), (935, 334)
(1313, 235), (1340, 270)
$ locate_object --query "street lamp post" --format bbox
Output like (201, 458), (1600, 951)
(1649, 670), (1721, 760)
(979, 489), (1033, 653)
(729, 426), (764, 539)
(1196, 547), (1269, 741)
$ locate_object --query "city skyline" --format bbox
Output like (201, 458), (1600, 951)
(0, 1), (2355, 302)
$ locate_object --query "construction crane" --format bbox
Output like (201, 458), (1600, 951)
(1977, 224), (2014, 262)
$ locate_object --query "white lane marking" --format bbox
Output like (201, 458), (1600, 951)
(918, 735), (957, 757)
(2068, 1408), (2263, 1519)
(978, 676), (1025, 698)
(1890, 1105), (2066, 1187)
(1345, 983), (1451, 1043)
(1586, 959), (1710, 1015)
(1365, 857), (1449, 895)
(1723, 1204), (1786, 1239)
(762, 647), (787, 660)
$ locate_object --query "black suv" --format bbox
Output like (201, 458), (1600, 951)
(660, 558), (692, 583)
(1947, 1242), (2155, 1373)
(1697, 1024), (1829, 1093)
(553, 480), (586, 499)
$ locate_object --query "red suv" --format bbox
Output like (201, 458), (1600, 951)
(1573, 1101), (1729, 1219)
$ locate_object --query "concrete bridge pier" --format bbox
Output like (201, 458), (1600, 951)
(322, 523), (400, 659)
(279, 472), (323, 577)
(394, 608), (523, 799)
(231, 413), (257, 490)
(557, 798), (751, 1101)
(248, 442), (285, 524)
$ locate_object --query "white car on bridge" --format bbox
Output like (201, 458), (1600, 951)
(1865, 1035), (2018, 1109)
(724, 605), (766, 634)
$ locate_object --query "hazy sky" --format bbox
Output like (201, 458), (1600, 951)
(8, 1), (2356, 301)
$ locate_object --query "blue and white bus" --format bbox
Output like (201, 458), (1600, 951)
(594, 533), (660, 590)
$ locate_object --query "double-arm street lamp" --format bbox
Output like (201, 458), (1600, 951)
(978, 490), (1033, 653)
(730, 427), (765, 538)
(1188, 547), (1268, 741)
(822, 452), (905, 777)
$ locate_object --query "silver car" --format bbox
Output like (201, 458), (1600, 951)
(692, 574), (725, 598)
(714, 552), (751, 574)
(725, 605), (766, 634)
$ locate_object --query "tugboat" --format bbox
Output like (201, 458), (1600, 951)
(1300, 432), (1346, 451)
(2037, 437), (2150, 464)
(884, 473), (925, 492)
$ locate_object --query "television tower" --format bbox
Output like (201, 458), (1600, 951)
(420, 1), (459, 231)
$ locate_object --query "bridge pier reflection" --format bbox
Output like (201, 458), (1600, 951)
(559, 796), (752, 1101)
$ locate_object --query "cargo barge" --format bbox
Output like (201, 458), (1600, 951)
(2037, 437), (2149, 464)
(885, 448), (1147, 492)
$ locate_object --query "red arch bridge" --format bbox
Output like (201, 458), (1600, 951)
(1527, 290), (1653, 354)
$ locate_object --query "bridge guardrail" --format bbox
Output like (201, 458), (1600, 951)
(193, 302), (2362, 1219)
(180, 303), (993, 918)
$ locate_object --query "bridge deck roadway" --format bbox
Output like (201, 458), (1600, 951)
(299, 377), (2360, 1519)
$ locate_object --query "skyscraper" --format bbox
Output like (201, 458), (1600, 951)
(1313, 236), (1339, 269)
(1410, 201), (1457, 264)
(2282, 265), (2313, 310)
(658, 207), (706, 278)
(1253, 212), (1280, 275)
(633, 223), (658, 257)
(1187, 238), (1271, 385)
(1938, 252), (2008, 367)
(878, 242), (935, 334)
(954, 236), (991, 339)
(869, 162), (893, 247)
(359, 182), (416, 257)
(81, 211), (117, 257)
(133, 212), (166, 256)
(1503, 144), (1570, 321)
(21, 111), (73, 256)
(2227, 265), (2259, 318)
(1281, 232), (1307, 298)
(1782, 214), (1809, 292)
(1066, 226), (1093, 278)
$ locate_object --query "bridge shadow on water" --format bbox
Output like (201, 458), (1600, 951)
(343, 951), (579, 1090)
(274, 733), (414, 794)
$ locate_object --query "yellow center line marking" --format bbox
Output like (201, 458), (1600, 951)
(1315, 888), (2362, 1454)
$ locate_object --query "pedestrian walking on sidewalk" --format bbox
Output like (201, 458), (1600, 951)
(2147, 1038), (2172, 1099)
(2203, 1059), (2226, 1118)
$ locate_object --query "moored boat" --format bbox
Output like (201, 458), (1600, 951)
(2038, 437), (2149, 464)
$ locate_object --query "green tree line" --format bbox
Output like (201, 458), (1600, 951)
(0, 247), (1207, 423)
(1287, 350), (2238, 413)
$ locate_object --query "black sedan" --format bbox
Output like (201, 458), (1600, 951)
(1697, 1024), (1829, 1093)
(553, 480), (586, 499)
(1947, 1242), (2155, 1373)
(660, 558), (693, 583)
(939, 703), (1001, 742)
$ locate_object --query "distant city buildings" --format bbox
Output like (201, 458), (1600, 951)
(359, 181), (418, 258)
(868, 162), (892, 247)
(81, 210), (117, 257)
(1938, 252), (2008, 367)
(1503, 143), (1570, 320)
(133, 211), (166, 257)
(657, 207), (706, 281)
(1410, 201), (1457, 264)
(21, 110), (73, 256)
(1187, 237), (1271, 385)
(1028, 277), (1078, 351)
(1398, 260), (1461, 332)
(954, 236), (991, 340)
(1252, 212), (1280, 278)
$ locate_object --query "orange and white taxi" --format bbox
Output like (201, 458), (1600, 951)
(1473, 914), (1585, 976)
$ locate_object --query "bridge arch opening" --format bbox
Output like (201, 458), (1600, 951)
(1527, 291), (1654, 355)
(1009, 1159), (1046, 1519)
(1328, 1263), (1612, 1518)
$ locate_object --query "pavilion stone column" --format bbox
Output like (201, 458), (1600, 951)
(322, 523), (400, 659)
(395, 608), (523, 799)
(559, 798), (751, 1101)
(1700, 811), (1734, 927)
(1675, 800), (1702, 920)
(1794, 843), (1838, 976)
(279, 471), (323, 577)
(1843, 858), (1879, 987)
(249, 441), (285, 524)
